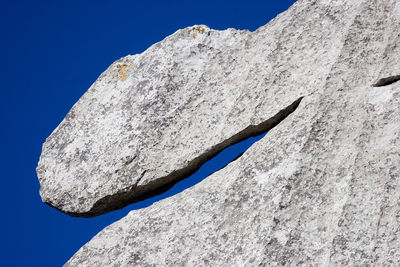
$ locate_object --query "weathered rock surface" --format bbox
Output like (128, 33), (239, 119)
(38, 0), (400, 265)
(37, 23), (306, 217)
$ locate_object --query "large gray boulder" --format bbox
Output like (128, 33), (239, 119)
(37, 23), (307, 217)
(38, 0), (400, 265)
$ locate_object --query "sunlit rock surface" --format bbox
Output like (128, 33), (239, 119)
(37, 0), (400, 265)
(37, 23), (306, 217)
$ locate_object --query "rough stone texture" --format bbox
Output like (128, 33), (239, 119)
(38, 0), (400, 265)
(37, 24), (306, 217)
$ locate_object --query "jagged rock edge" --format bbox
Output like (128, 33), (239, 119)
(60, 96), (304, 217)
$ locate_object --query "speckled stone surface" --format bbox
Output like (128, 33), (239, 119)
(38, 0), (400, 265)
(38, 22), (311, 216)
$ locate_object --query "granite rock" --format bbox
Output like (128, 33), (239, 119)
(37, 23), (307, 216)
(38, 0), (400, 265)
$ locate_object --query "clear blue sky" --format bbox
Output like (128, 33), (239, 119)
(1, 0), (296, 266)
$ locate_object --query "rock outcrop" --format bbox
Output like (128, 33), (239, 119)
(37, 23), (306, 217)
(38, 0), (400, 265)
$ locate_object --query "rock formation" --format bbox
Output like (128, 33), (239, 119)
(37, 0), (400, 265)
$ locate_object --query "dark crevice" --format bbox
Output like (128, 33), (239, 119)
(63, 96), (304, 217)
(373, 75), (400, 87)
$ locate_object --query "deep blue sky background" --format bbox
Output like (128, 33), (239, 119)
(1, 0), (296, 266)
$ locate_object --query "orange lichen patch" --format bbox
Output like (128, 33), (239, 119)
(186, 26), (206, 39)
(118, 64), (133, 81)
(194, 26), (205, 34)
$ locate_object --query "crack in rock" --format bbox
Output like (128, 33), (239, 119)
(65, 97), (303, 217)
(373, 75), (400, 87)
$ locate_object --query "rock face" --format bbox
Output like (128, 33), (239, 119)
(37, 24), (306, 217)
(37, 0), (400, 265)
